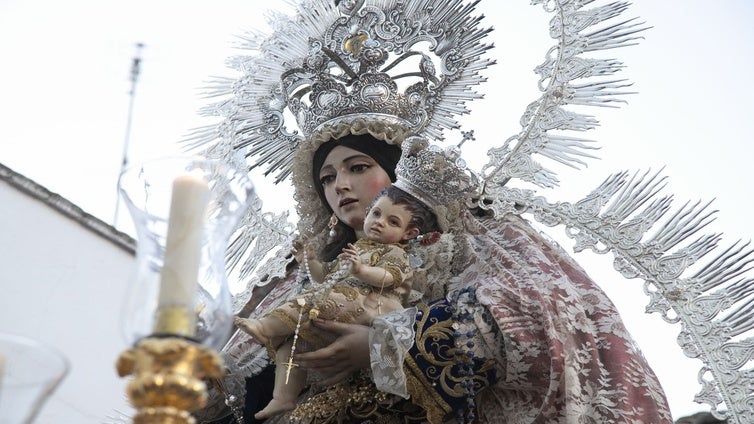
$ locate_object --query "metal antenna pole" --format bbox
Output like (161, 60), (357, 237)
(113, 42), (144, 227)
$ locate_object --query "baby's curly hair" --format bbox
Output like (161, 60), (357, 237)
(372, 186), (440, 235)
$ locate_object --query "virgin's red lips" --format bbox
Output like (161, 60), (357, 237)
(339, 198), (357, 207)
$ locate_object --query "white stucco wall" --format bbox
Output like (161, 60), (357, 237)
(0, 171), (136, 422)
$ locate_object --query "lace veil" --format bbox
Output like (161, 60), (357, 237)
(186, 1), (754, 422)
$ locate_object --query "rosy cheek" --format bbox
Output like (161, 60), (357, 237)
(324, 188), (338, 211)
(363, 175), (391, 198)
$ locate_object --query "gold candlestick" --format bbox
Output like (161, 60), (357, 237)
(116, 158), (254, 423)
(116, 337), (224, 424)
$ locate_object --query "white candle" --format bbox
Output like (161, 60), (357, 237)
(155, 173), (210, 335)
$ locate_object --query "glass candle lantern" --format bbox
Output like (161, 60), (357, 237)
(0, 333), (69, 424)
(118, 156), (253, 348)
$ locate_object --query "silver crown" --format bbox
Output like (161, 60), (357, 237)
(285, 38), (438, 137)
(393, 136), (474, 212)
(194, 0), (493, 183)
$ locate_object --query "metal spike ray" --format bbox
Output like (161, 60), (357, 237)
(184, 0), (493, 184)
(471, 3), (754, 414)
(182, 1), (753, 421)
(480, 2), (649, 188)
(477, 166), (754, 422)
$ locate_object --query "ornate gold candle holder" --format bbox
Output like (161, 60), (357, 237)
(116, 337), (223, 424)
(116, 157), (254, 423)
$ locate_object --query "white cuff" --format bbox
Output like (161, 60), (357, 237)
(369, 307), (417, 399)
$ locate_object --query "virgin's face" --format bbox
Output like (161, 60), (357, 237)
(318, 145), (393, 233)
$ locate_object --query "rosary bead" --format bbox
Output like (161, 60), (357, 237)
(446, 287), (483, 423)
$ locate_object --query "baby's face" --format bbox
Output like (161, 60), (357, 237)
(363, 196), (416, 244)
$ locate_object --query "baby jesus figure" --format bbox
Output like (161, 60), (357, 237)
(234, 186), (439, 419)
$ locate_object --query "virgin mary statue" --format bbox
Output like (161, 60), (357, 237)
(185, 1), (754, 423)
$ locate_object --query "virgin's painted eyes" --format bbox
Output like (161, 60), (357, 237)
(319, 174), (335, 185)
(350, 163), (370, 173)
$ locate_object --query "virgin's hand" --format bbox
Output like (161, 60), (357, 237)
(294, 319), (371, 386)
(293, 238), (313, 264)
(293, 239), (305, 264)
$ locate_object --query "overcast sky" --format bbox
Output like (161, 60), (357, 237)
(1, 1), (753, 419)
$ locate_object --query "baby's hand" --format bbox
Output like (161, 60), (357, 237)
(339, 244), (362, 273)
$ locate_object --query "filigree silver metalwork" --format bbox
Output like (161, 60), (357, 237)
(187, 1), (753, 422)
(187, 0), (493, 184)
(476, 172), (754, 423)
(481, 1), (643, 189)
(469, 1), (754, 421)
(225, 193), (297, 314)
(394, 137), (473, 211)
